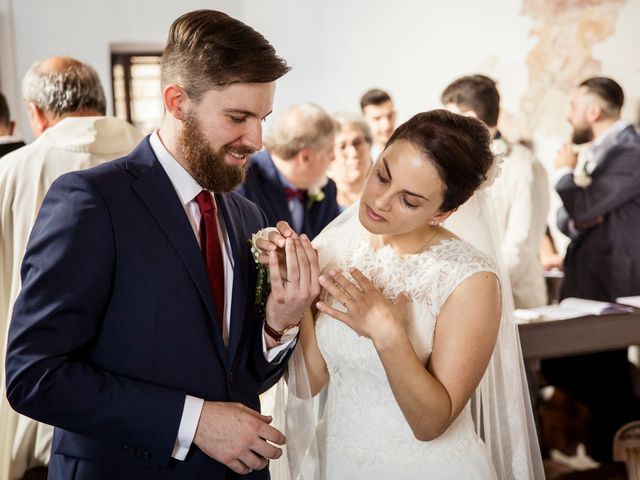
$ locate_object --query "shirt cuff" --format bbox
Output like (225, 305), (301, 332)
(262, 327), (297, 363)
(553, 167), (573, 186)
(171, 395), (204, 460)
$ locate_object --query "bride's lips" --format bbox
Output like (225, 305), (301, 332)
(365, 204), (386, 222)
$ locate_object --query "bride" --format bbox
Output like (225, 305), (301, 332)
(257, 110), (543, 479)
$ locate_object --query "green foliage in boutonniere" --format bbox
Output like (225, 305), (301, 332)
(306, 175), (328, 208)
(249, 232), (271, 308)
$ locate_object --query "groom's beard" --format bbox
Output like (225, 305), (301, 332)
(178, 114), (253, 193)
(571, 123), (594, 145)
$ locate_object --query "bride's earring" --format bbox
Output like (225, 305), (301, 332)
(428, 219), (440, 226)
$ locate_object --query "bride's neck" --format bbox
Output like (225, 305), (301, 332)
(374, 225), (442, 255)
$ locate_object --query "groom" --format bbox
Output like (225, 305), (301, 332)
(5, 10), (318, 479)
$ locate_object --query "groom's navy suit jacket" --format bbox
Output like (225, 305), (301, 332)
(5, 138), (286, 479)
(237, 150), (341, 240)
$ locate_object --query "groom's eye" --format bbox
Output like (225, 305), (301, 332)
(228, 115), (247, 124)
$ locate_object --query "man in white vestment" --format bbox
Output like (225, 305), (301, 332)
(0, 56), (142, 480)
(442, 74), (550, 308)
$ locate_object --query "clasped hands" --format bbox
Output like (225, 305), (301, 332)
(193, 221), (321, 475)
(255, 222), (411, 346)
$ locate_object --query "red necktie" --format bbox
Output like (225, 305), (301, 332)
(284, 187), (306, 203)
(195, 191), (225, 331)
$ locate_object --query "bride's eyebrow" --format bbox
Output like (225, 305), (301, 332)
(383, 158), (430, 201)
(382, 158), (392, 178)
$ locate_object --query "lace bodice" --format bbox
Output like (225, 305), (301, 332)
(315, 235), (496, 472)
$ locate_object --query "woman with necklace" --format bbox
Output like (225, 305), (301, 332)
(258, 110), (543, 479)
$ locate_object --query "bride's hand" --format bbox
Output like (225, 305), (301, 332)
(316, 268), (410, 342)
(253, 221), (297, 282)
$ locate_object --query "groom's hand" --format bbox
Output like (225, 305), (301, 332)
(265, 230), (320, 331)
(193, 401), (285, 474)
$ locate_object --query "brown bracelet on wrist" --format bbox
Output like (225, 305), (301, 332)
(264, 321), (286, 342)
(264, 320), (300, 343)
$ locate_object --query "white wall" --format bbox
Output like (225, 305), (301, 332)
(1, 0), (242, 140)
(2, 0), (638, 148)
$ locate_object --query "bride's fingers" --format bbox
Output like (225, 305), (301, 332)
(316, 300), (351, 326)
(275, 220), (295, 239)
(348, 268), (375, 293)
(267, 229), (286, 248)
(319, 273), (352, 307)
(329, 270), (362, 300)
(255, 237), (278, 252)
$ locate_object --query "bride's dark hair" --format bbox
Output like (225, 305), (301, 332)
(386, 109), (493, 212)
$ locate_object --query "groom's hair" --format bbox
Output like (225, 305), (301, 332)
(161, 9), (290, 103)
(387, 109), (493, 212)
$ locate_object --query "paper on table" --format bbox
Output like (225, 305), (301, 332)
(516, 297), (633, 322)
(616, 296), (640, 308)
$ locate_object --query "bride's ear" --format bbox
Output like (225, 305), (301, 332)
(432, 209), (455, 224)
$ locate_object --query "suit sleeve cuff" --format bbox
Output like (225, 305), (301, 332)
(553, 167), (573, 187)
(171, 395), (204, 460)
(262, 328), (297, 363)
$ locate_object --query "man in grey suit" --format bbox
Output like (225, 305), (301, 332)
(542, 77), (640, 462)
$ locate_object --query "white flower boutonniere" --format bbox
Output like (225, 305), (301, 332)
(573, 157), (593, 188)
(307, 175), (328, 207)
(249, 228), (277, 306)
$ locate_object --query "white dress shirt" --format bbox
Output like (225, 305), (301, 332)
(149, 132), (295, 460)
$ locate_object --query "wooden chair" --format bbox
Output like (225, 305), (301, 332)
(613, 420), (640, 480)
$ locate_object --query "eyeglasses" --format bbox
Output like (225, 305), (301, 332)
(336, 137), (368, 151)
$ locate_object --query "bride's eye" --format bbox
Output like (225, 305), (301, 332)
(375, 170), (389, 184)
(401, 196), (418, 210)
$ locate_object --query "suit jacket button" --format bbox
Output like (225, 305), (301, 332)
(228, 372), (233, 383)
(123, 444), (131, 453)
(142, 451), (151, 460)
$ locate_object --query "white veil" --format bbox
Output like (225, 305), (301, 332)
(270, 189), (544, 480)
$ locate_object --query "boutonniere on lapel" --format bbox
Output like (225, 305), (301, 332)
(573, 150), (594, 188)
(249, 229), (276, 308)
(306, 175), (328, 207)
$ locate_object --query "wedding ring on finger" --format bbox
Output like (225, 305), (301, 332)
(341, 293), (353, 309)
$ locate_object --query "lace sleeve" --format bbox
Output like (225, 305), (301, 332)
(432, 241), (497, 317)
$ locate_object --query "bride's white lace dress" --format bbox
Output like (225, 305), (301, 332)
(314, 235), (499, 479)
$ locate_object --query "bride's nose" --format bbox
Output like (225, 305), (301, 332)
(373, 193), (392, 211)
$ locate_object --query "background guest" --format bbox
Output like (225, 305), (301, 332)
(327, 112), (372, 209)
(360, 88), (396, 160)
(542, 76), (640, 463)
(237, 102), (340, 239)
(0, 56), (142, 480)
(0, 92), (25, 158)
(442, 74), (550, 309)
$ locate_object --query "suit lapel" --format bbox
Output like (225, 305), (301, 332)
(217, 194), (251, 365)
(128, 141), (227, 362)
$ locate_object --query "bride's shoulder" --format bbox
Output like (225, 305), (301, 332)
(429, 237), (496, 275)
